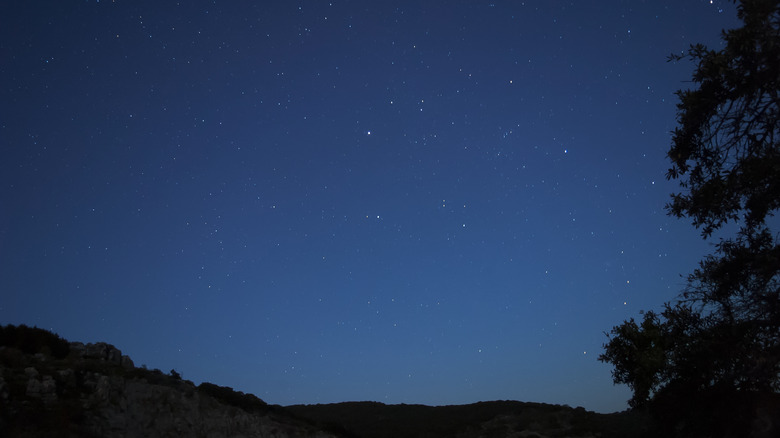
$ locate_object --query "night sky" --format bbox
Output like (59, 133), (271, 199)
(2, 1), (740, 413)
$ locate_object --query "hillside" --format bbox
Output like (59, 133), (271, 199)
(0, 324), (343, 438)
(287, 401), (651, 438)
(0, 324), (650, 437)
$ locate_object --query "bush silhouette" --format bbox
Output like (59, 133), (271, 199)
(197, 382), (268, 413)
(0, 324), (70, 358)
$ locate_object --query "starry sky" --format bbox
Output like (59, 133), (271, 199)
(1, 1), (740, 413)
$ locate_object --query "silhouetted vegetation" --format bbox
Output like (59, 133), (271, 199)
(288, 401), (650, 438)
(600, 1), (780, 436)
(0, 324), (70, 359)
(196, 381), (269, 413)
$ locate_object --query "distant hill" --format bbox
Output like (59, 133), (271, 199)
(0, 324), (651, 437)
(287, 400), (651, 438)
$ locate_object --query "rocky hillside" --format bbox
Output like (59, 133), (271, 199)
(0, 324), (343, 438)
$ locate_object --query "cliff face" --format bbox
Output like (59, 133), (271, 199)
(0, 328), (340, 438)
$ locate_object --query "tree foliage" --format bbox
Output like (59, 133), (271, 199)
(196, 382), (270, 413)
(600, 1), (780, 435)
(666, 0), (780, 238)
(597, 310), (668, 408)
(0, 324), (70, 359)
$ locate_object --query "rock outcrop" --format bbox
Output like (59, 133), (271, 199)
(0, 326), (342, 438)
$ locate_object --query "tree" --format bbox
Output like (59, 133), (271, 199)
(666, 0), (780, 239)
(596, 310), (669, 408)
(600, 1), (780, 435)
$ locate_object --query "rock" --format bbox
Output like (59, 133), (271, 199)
(84, 342), (120, 362)
(24, 370), (57, 405)
(0, 376), (8, 401)
(57, 368), (76, 387)
(106, 346), (122, 364)
(69, 341), (86, 357)
(95, 375), (111, 402)
(40, 375), (57, 405)
(25, 376), (42, 398)
(121, 354), (135, 370)
(70, 341), (133, 368)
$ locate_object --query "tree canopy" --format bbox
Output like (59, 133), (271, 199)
(666, 0), (780, 239)
(599, 1), (780, 436)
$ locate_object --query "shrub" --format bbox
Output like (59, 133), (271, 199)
(0, 324), (70, 358)
(197, 382), (268, 413)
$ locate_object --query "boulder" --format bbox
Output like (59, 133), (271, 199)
(24, 367), (38, 378)
(25, 376), (42, 398)
(40, 375), (57, 405)
(80, 342), (124, 365)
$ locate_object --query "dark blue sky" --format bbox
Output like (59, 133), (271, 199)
(2, 1), (738, 413)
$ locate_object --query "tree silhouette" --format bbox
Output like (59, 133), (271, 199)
(666, 0), (780, 239)
(600, 1), (779, 436)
